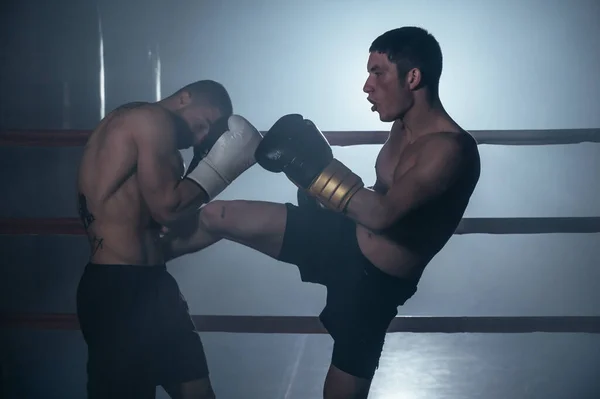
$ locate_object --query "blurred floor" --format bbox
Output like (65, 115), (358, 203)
(3, 329), (599, 399)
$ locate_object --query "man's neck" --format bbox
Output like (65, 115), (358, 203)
(157, 97), (177, 113)
(394, 96), (447, 142)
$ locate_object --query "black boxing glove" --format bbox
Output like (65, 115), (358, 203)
(255, 114), (363, 212)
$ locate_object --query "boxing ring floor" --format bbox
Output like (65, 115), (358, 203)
(1, 128), (600, 398)
(2, 329), (600, 398)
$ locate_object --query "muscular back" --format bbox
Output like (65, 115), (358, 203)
(357, 130), (480, 279)
(77, 103), (181, 265)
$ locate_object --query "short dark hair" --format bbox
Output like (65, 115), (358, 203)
(176, 80), (233, 117)
(369, 27), (443, 95)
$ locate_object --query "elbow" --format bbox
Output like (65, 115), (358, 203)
(149, 197), (184, 227)
(151, 182), (207, 226)
(151, 208), (178, 227)
(349, 196), (395, 233)
(362, 206), (395, 233)
(365, 217), (391, 234)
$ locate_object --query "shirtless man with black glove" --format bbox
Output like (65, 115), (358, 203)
(163, 27), (481, 399)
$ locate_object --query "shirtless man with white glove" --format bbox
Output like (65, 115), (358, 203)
(75, 80), (262, 399)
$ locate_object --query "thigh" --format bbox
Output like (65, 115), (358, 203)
(78, 265), (171, 397)
(86, 345), (156, 399)
(324, 287), (392, 381)
(154, 273), (210, 388)
(278, 202), (351, 284)
(82, 304), (157, 397)
(321, 265), (416, 380)
(83, 299), (157, 398)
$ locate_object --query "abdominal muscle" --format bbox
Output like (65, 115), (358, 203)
(355, 224), (426, 279)
(81, 169), (166, 266)
(87, 221), (163, 266)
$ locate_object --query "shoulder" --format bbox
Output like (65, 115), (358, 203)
(420, 130), (478, 160)
(122, 104), (178, 145)
(126, 103), (173, 128)
(411, 131), (479, 181)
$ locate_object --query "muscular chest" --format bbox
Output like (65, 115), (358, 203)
(373, 140), (417, 191)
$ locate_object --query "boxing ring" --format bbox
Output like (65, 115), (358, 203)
(1, 127), (600, 335)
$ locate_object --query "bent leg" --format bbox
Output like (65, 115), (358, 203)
(156, 272), (213, 398)
(200, 200), (288, 259)
(86, 347), (156, 399)
(77, 264), (157, 399)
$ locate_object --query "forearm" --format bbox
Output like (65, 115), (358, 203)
(162, 218), (221, 261)
(158, 179), (210, 227)
(342, 188), (389, 232)
(294, 158), (393, 231)
(299, 158), (388, 230)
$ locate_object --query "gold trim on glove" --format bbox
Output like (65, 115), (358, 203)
(308, 159), (364, 212)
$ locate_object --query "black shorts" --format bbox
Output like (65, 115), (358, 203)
(76, 263), (209, 398)
(279, 203), (418, 379)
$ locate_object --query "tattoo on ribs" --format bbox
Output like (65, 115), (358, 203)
(78, 193), (95, 229)
(90, 237), (104, 255)
(78, 193), (104, 255)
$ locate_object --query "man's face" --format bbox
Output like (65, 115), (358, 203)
(178, 103), (222, 147)
(363, 52), (412, 122)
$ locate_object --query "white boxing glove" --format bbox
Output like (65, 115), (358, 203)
(185, 115), (263, 200)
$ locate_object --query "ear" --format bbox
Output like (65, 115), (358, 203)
(406, 67), (423, 91)
(178, 90), (192, 106)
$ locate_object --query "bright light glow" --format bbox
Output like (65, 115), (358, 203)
(97, 6), (105, 119)
(155, 44), (161, 101)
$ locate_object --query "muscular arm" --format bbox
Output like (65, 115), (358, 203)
(133, 108), (208, 226)
(345, 134), (471, 232)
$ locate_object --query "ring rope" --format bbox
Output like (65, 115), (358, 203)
(2, 127), (600, 334)
(1, 128), (600, 147)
